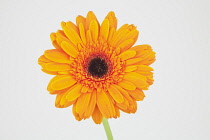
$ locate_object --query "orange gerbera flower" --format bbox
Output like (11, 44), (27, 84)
(38, 11), (155, 124)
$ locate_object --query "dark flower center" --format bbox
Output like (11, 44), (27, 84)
(88, 57), (108, 78)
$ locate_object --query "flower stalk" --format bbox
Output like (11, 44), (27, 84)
(102, 118), (113, 140)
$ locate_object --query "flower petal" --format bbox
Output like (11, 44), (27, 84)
(89, 20), (99, 42)
(114, 107), (120, 118)
(123, 72), (148, 89)
(119, 50), (136, 61)
(43, 62), (70, 71)
(126, 58), (143, 66)
(47, 75), (62, 91)
(117, 29), (139, 46)
(113, 84), (133, 102)
(86, 30), (92, 43)
(81, 86), (89, 93)
(76, 15), (86, 26)
(107, 85), (124, 103)
(111, 29), (129, 47)
(118, 39), (134, 53)
(66, 84), (83, 101)
(107, 28), (116, 43)
(112, 24), (128, 39)
(38, 55), (51, 63)
(130, 44), (156, 65)
(124, 65), (137, 72)
(50, 33), (56, 42)
(72, 104), (82, 121)
(105, 11), (117, 29)
(50, 33), (62, 49)
(136, 65), (154, 72)
(60, 41), (78, 58)
(100, 19), (109, 40)
(65, 21), (79, 34)
(97, 90), (116, 118)
(118, 80), (136, 90)
(62, 22), (83, 46)
(55, 89), (76, 108)
(84, 90), (96, 118)
(41, 69), (58, 75)
(76, 92), (91, 116)
(92, 105), (103, 124)
(50, 75), (77, 90)
(50, 88), (67, 95)
(129, 89), (145, 101)
(44, 49), (70, 63)
(79, 23), (86, 44)
(55, 32), (73, 46)
(136, 51), (156, 65)
(85, 11), (99, 30)
(55, 92), (63, 107)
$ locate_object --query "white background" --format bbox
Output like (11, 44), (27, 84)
(0, 0), (210, 139)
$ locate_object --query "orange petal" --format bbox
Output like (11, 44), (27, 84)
(62, 22), (82, 46)
(113, 24), (128, 38)
(47, 75), (62, 91)
(114, 107), (120, 118)
(136, 65), (154, 71)
(50, 75), (77, 90)
(52, 40), (61, 49)
(111, 29), (129, 47)
(76, 15), (86, 27)
(126, 58), (142, 66)
(79, 23), (86, 44)
(118, 39), (134, 53)
(107, 85), (124, 103)
(113, 84), (133, 102)
(86, 30), (92, 43)
(84, 90), (96, 118)
(124, 65), (137, 72)
(92, 105), (103, 124)
(38, 55), (52, 63)
(43, 62), (70, 71)
(58, 71), (69, 74)
(107, 28), (116, 44)
(100, 19), (109, 40)
(89, 20), (99, 42)
(56, 89), (76, 108)
(119, 50), (136, 61)
(44, 49), (70, 63)
(60, 41), (78, 58)
(130, 44), (153, 58)
(56, 32), (73, 46)
(105, 11), (117, 29)
(50, 33), (62, 49)
(66, 84), (82, 101)
(81, 86), (89, 93)
(97, 90), (115, 118)
(50, 33), (56, 42)
(65, 21), (79, 34)
(136, 51), (156, 65)
(55, 92), (63, 107)
(50, 88), (67, 95)
(41, 69), (58, 75)
(129, 89), (145, 101)
(117, 29), (139, 46)
(76, 92), (91, 116)
(85, 11), (99, 30)
(118, 80), (136, 90)
(123, 72), (148, 89)
(72, 104), (82, 121)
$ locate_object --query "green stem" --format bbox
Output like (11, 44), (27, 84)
(102, 118), (114, 140)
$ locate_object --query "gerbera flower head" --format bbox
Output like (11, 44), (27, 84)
(38, 11), (155, 124)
